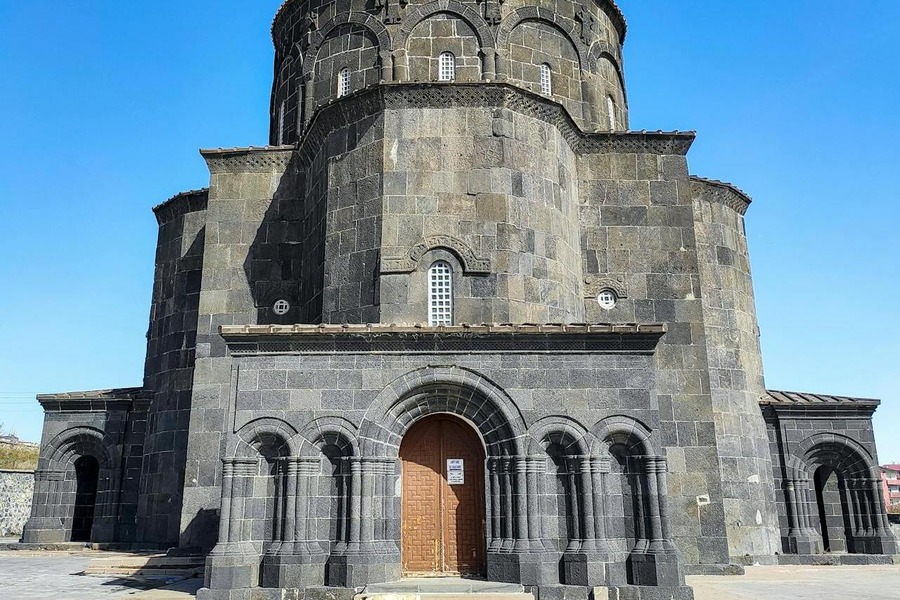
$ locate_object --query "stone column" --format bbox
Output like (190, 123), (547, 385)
(303, 73), (315, 126)
(627, 457), (684, 588)
(513, 456), (529, 551)
(22, 470), (69, 544)
(380, 51), (393, 82)
(525, 456), (545, 550)
(393, 49), (408, 82)
(502, 457), (514, 551)
(487, 457), (501, 552)
(482, 47), (496, 80)
(204, 458), (260, 594)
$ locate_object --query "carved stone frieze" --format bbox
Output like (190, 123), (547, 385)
(381, 235), (492, 274)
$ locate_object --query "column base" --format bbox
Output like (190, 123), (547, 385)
(782, 533), (824, 555)
(627, 551), (684, 588)
(205, 543), (260, 591)
(487, 551), (559, 586)
(260, 543), (328, 588)
(325, 547), (400, 587)
(562, 552), (623, 587)
(21, 518), (68, 544)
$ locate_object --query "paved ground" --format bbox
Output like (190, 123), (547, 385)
(0, 550), (200, 599)
(1, 549), (899, 599)
(689, 564), (900, 600)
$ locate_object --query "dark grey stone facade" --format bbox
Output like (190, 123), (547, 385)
(21, 1), (896, 599)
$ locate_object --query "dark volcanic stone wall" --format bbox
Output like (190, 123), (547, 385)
(139, 190), (208, 546)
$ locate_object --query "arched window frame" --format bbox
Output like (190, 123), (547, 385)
(337, 67), (351, 98)
(438, 52), (456, 82)
(607, 95), (617, 131)
(540, 63), (552, 96)
(428, 260), (454, 326)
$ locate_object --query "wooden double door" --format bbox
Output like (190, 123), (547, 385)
(400, 415), (486, 576)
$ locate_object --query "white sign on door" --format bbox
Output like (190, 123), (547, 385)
(447, 459), (465, 485)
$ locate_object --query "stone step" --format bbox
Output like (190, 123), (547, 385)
(359, 578), (531, 600)
(84, 553), (205, 577)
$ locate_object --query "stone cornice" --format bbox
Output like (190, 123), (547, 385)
(691, 176), (752, 216)
(272, 0), (628, 43)
(298, 82), (694, 167)
(200, 146), (295, 175)
(220, 322), (666, 355)
(37, 387), (152, 413)
(152, 188), (209, 226)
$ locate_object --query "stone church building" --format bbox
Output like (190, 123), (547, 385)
(22, 1), (897, 598)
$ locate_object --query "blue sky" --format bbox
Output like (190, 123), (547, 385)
(1, 1), (898, 462)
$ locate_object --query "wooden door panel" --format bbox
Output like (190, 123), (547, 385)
(401, 419), (442, 574)
(400, 415), (486, 577)
(441, 419), (485, 575)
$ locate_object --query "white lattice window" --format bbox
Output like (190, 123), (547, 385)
(540, 63), (552, 95)
(337, 68), (351, 98)
(439, 52), (456, 81)
(428, 261), (453, 326)
(607, 96), (617, 131)
(597, 289), (617, 310)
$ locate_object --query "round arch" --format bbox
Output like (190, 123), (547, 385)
(302, 12), (393, 79)
(396, 2), (494, 51)
(795, 432), (877, 479)
(359, 366), (527, 457)
(589, 414), (655, 457)
(228, 417), (298, 458)
(496, 9), (589, 71)
(295, 415), (360, 458)
(525, 415), (591, 456)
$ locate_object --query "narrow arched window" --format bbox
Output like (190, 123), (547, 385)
(540, 63), (552, 95)
(439, 52), (456, 81)
(607, 96), (617, 131)
(277, 100), (286, 145)
(337, 68), (351, 98)
(428, 261), (453, 326)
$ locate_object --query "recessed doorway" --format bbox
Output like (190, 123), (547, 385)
(400, 414), (486, 577)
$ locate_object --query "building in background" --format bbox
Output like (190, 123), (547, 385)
(20, 2), (898, 599)
(882, 464), (900, 512)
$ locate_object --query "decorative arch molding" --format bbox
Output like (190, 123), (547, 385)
(302, 12), (393, 79)
(589, 46), (628, 103)
(396, 1), (495, 51)
(381, 235), (491, 274)
(589, 414), (655, 457)
(583, 274), (627, 299)
(45, 426), (116, 471)
(795, 432), (877, 479)
(359, 365), (527, 457)
(496, 9), (588, 72)
(228, 417), (298, 458)
(525, 415), (591, 455)
(295, 415), (360, 458)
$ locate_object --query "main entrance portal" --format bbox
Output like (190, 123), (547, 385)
(400, 415), (486, 576)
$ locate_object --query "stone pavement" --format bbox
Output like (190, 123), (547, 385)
(0, 550), (898, 600)
(688, 564), (900, 600)
(0, 549), (200, 599)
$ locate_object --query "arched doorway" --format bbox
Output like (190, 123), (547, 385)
(400, 415), (486, 576)
(71, 455), (99, 542)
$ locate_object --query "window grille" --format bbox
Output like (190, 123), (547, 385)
(338, 68), (351, 98)
(439, 52), (456, 81)
(540, 64), (552, 95)
(428, 261), (453, 326)
(597, 289), (617, 310)
(607, 96), (617, 131)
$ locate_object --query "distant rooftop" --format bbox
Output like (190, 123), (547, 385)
(762, 389), (880, 407)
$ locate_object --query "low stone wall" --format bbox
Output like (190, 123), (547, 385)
(0, 469), (34, 537)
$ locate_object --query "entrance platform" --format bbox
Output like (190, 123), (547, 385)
(359, 578), (530, 600)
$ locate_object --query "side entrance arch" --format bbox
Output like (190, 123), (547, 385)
(400, 414), (486, 576)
